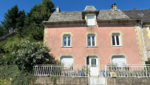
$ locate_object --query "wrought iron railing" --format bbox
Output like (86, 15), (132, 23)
(33, 65), (89, 77)
(105, 64), (150, 77)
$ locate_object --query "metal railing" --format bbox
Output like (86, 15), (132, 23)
(33, 65), (89, 77)
(105, 64), (150, 77)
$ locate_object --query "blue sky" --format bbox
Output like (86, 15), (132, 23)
(0, 0), (150, 23)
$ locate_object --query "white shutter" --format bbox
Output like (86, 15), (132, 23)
(61, 56), (73, 67)
(112, 56), (126, 67)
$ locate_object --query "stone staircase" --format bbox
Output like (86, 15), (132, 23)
(89, 77), (106, 85)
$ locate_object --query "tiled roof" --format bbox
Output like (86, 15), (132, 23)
(48, 11), (83, 22)
(98, 10), (130, 20)
(47, 6), (150, 23)
(123, 9), (150, 23)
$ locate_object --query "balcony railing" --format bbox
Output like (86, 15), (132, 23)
(105, 64), (150, 77)
(33, 64), (150, 78)
(33, 65), (89, 77)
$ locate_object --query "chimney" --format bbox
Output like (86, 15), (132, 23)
(56, 7), (60, 12)
(111, 3), (117, 10)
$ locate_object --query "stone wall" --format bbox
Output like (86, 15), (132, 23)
(34, 76), (88, 85)
(107, 78), (150, 85)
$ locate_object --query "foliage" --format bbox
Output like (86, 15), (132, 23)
(0, 34), (23, 65)
(0, 79), (11, 85)
(0, 0), (55, 84)
(12, 40), (56, 72)
(0, 0), (55, 65)
(0, 65), (34, 85)
(1, 5), (25, 32)
(0, 25), (8, 37)
(0, 65), (19, 85)
(146, 60), (150, 64)
(0, 65), (19, 80)
(23, 0), (54, 41)
(50, 76), (60, 85)
(11, 71), (33, 85)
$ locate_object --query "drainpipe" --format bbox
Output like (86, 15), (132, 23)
(139, 21), (148, 62)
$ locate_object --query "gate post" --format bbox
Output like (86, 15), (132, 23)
(105, 65), (107, 78)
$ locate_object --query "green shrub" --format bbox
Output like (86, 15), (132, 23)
(12, 40), (56, 72)
(11, 71), (33, 85)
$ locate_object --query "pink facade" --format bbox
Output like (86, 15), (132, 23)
(44, 25), (142, 70)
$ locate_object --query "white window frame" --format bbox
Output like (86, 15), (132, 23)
(63, 34), (71, 47)
(112, 33), (122, 46)
(86, 14), (96, 26)
(87, 34), (96, 47)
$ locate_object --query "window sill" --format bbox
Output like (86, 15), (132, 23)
(62, 46), (72, 48)
(112, 45), (123, 47)
(87, 46), (98, 48)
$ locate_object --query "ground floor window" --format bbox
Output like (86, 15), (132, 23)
(112, 55), (126, 67)
(60, 56), (73, 67)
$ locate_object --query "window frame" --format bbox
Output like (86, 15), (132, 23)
(112, 33), (122, 46)
(63, 34), (71, 47)
(87, 34), (96, 47)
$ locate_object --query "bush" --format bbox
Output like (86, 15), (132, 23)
(11, 71), (33, 85)
(12, 40), (56, 72)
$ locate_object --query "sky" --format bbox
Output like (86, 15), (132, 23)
(0, 0), (150, 23)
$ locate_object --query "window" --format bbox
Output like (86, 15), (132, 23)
(91, 58), (96, 66)
(112, 56), (126, 67)
(87, 34), (96, 47)
(86, 56), (98, 67)
(61, 56), (73, 67)
(112, 33), (122, 46)
(86, 15), (95, 26)
(63, 34), (71, 47)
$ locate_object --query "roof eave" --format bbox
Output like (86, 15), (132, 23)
(43, 20), (86, 25)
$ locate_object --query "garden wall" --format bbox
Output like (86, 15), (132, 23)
(34, 76), (88, 85)
(107, 78), (150, 85)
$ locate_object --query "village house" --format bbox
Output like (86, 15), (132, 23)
(42, 4), (150, 77)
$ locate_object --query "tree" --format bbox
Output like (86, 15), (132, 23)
(0, 25), (8, 37)
(12, 40), (56, 72)
(2, 5), (25, 32)
(23, 0), (54, 41)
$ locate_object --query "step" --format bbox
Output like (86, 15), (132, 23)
(89, 77), (106, 85)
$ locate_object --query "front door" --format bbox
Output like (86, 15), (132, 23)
(87, 56), (99, 76)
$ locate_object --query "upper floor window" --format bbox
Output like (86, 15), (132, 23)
(87, 34), (96, 47)
(63, 34), (71, 47)
(112, 33), (122, 46)
(86, 15), (96, 26)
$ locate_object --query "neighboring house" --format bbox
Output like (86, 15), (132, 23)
(43, 4), (148, 76)
(124, 9), (150, 61)
(124, 10), (150, 61)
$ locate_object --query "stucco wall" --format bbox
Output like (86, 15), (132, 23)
(44, 25), (142, 70)
(142, 26), (150, 59)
